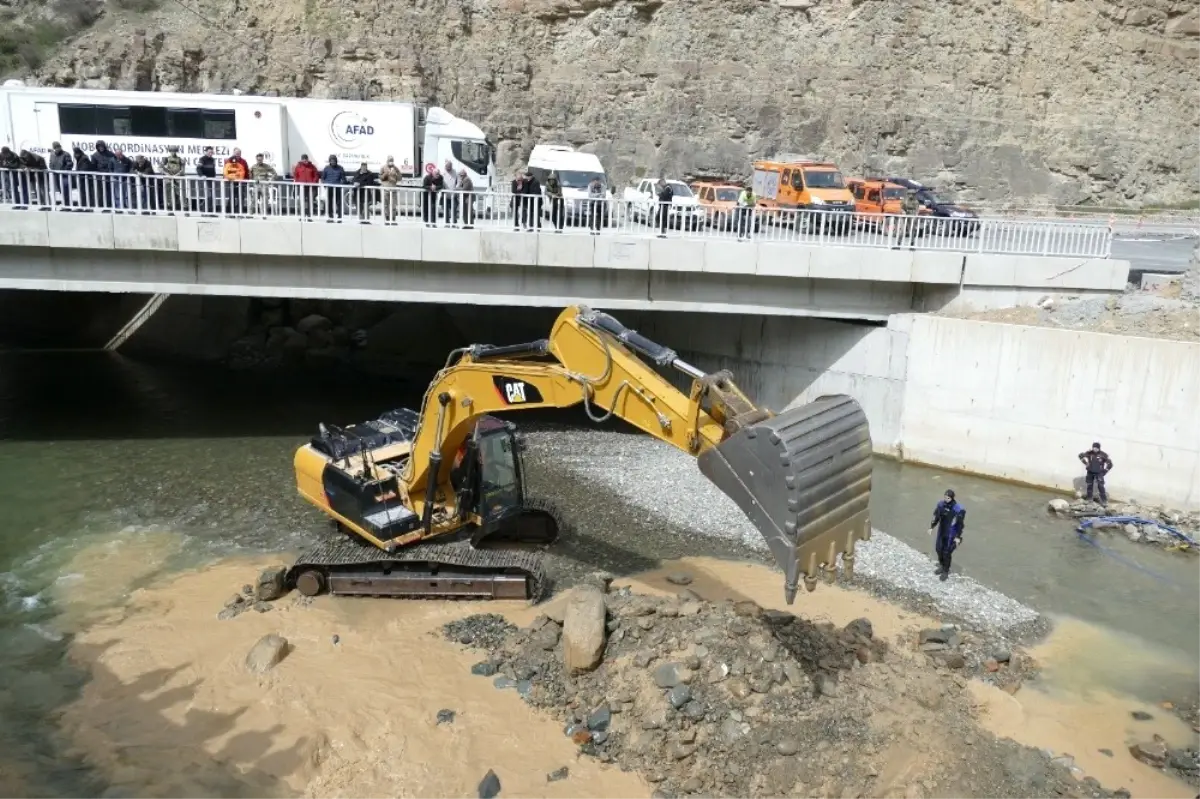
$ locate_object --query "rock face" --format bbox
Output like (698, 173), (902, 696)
(561, 585), (608, 672)
(6, 0), (1198, 205)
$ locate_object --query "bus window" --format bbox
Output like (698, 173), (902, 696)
(96, 107), (132, 137)
(202, 110), (236, 140)
(131, 106), (168, 137)
(167, 108), (204, 139)
(58, 105), (97, 135)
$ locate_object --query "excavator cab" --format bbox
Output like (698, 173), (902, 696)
(456, 417), (559, 549)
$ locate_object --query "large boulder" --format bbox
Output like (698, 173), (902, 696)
(245, 633), (290, 674)
(561, 585), (607, 672)
(255, 567), (287, 601)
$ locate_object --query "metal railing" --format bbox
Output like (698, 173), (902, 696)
(0, 170), (1115, 258)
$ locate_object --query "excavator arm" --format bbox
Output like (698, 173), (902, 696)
(399, 304), (873, 604)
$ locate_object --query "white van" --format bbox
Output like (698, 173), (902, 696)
(525, 144), (611, 226)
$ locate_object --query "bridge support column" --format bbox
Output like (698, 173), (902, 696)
(104, 293), (170, 351)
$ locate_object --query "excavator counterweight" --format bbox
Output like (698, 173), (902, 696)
(289, 304), (873, 605)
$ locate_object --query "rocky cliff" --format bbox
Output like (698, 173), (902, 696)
(3, 0), (1199, 205)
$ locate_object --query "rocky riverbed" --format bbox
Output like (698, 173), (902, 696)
(441, 577), (1163, 799)
(1048, 497), (1200, 552)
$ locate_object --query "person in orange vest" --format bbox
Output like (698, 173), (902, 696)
(222, 148), (249, 216)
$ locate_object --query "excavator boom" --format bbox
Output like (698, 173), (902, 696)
(291, 305), (873, 604)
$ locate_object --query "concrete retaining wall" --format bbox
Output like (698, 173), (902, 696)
(899, 316), (1200, 510)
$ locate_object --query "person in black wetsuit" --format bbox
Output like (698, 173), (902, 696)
(929, 489), (966, 581)
(1078, 441), (1113, 505)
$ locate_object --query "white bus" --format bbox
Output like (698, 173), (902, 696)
(0, 83), (495, 190)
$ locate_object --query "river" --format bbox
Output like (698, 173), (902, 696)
(0, 349), (1196, 795)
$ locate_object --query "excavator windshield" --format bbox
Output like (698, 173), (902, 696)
(479, 427), (521, 521)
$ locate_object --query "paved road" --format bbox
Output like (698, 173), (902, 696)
(1111, 233), (1197, 274)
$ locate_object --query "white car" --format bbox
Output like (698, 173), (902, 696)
(622, 179), (705, 231)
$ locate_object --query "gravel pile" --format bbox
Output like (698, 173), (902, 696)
(442, 588), (1118, 799)
(520, 427), (1040, 635)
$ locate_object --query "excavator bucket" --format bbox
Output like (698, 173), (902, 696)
(697, 394), (873, 605)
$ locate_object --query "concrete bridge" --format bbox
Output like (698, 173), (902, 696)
(0, 207), (1130, 322)
(0, 175), (1128, 319)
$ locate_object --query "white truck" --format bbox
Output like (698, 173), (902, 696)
(622, 178), (705, 231)
(0, 82), (495, 191)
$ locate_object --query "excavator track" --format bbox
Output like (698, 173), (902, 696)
(286, 496), (566, 602)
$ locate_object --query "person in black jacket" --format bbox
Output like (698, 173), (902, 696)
(48, 142), (73, 207)
(1078, 442), (1113, 505)
(72, 147), (95, 209)
(522, 168), (542, 231)
(422, 165), (444, 226)
(90, 140), (116, 210)
(18, 150), (49, 209)
(110, 147), (133, 211)
(655, 178), (674, 238)
(131, 154), (157, 212)
(510, 171), (526, 229)
(320, 155), (347, 221)
(0, 147), (19, 206)
(351, 162), (378, 223)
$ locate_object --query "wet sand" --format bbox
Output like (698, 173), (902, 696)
(56, 553), (648, 798)
(969, 616), (1198, 799)
(55, 550), (1196, 798)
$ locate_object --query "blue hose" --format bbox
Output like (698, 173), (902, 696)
(1074, 516), (1196, 589)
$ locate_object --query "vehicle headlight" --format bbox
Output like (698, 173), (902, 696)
(809, 197), (827, 206)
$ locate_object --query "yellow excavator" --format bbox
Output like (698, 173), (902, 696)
(288, 304), (873, 605)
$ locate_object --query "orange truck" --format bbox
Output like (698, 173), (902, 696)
(847, 177), (906, 230)
(750, 157), (855, 233)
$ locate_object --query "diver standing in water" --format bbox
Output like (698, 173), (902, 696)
(929, 489), (966, 581)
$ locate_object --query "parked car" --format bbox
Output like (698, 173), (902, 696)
(622, 178), (705, 231)
(886, 177), (980, 236)
(691, 181), (761, 233)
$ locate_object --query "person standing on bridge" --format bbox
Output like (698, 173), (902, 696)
(1078, 442), (1113, 505)
(292, 154), (320, 220)
(457, 168), (476, 229)
(546, 170), (564, 232)
(655, 177), (674, 238)
(48, 142), (73, 208)
(321, 155), (347, 222)
(737, 182), (756, 241)
(929, 489), (966, 581)
(587, 175), (605, 234)
(895, 188), (920, 249)
(378, 156), (401, 223)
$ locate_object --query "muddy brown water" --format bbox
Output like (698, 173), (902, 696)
(0, 350), (1196, 796)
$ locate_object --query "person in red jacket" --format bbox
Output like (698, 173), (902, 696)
(292, 154), (320, 219)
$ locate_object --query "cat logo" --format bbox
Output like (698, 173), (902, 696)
(492, 375), (544, 406)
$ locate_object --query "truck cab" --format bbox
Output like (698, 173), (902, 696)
(751, 157), (855, 233)
(848, 177), (905, 230)
(423, 107), (494, 191)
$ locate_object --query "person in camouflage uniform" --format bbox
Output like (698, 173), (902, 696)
(249, 153), (278, 215)
(160, 145), (186, 214)
(896, 188), (921, 248)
